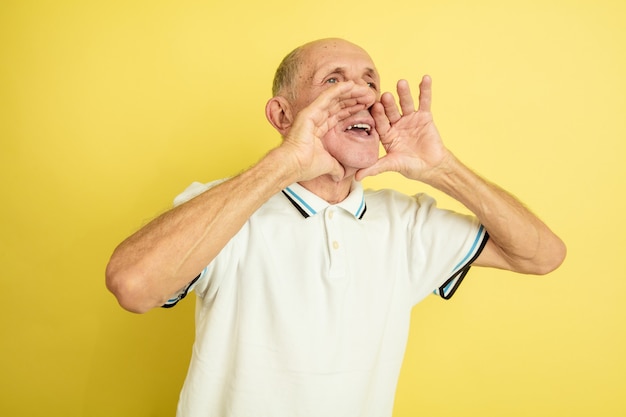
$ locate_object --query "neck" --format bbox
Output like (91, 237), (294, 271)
(298, 174), (354, 204)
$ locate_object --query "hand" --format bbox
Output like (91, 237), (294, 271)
(355, 76), (450, 182)
(279, 81), (376, 182)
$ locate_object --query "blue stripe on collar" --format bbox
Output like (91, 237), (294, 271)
(282, 182), (367, 220)
(283, 186), (317, 217)
(355, 195), (366, 219)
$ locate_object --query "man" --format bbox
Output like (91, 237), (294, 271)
(106, 38), (565, 417)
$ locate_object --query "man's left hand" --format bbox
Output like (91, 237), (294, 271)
(355, 76), (450, 183)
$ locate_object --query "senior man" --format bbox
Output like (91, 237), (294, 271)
(106, 38), (565, 417)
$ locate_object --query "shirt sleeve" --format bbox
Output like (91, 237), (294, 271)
(172, 179), (227, 206)
(161, 267), (207, 308)
(433, 227), (489, 299)
(409, 193), (490, 302)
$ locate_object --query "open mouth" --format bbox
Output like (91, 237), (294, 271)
(345, 123), (372, 136)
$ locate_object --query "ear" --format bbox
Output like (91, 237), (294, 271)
(265, 96), (294, 135)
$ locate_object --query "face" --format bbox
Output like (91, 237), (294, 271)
(288, 39), (381, 173)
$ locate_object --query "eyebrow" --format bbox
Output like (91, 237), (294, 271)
(364, 67), (378, 79)
(320, 66), (380, 80)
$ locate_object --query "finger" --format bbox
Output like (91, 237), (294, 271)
(397, 79), (415, 114)
(348, 84), (377, 107)
(330, 86), (377, 126)
(301, 82), (366, 130)
(306, 101), (369, 142)
(381, 92), (401, 124)
(326, 82), (375, 108)
(354, 156), (392, 181)
(311, 81), (356, 110)
(315, 82), (375, 118)
(418, 75), (432, 113)
(293, 82), (376, 144)
(333, 103), (368, 123)
(370, 102), (390, 138)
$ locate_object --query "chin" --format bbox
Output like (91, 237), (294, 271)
(339, 155), (379, 173)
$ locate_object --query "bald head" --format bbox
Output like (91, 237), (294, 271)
(271, 38), (375, 100)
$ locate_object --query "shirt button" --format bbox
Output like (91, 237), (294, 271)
(332, 241), (340, 250)
(328, 210), (334, 219)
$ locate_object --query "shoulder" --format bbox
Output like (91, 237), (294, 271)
(364, 188), (437, 213)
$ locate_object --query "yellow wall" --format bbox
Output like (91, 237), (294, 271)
(1, 0), (624, 415)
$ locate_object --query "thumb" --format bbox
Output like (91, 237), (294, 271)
(355, 157), (393, 181)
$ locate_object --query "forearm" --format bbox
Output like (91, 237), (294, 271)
(424, 152), (566, 274)
(106, 147), (299, 313)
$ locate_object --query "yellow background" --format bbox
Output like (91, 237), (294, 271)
(1, 0), (624, 416)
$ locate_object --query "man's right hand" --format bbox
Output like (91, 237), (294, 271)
(107, 80), (376, 313)
(275, 81), (377, 182)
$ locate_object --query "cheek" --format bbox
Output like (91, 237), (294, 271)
(320, 128), (339, 146)
(361, 142), (382, 164)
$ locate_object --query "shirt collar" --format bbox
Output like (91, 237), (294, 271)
(281, 181), (367, 220)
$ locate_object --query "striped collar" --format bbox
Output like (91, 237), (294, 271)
(281, 181), (367, 220)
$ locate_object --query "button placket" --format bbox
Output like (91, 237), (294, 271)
(324, 208), (345, 278)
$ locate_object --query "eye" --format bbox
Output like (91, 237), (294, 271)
(367, 82), (378, 90)
(326, 77), (339, 84)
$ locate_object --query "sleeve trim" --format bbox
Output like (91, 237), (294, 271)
(161, 270), (204, 308)
(435, 227), (490, 300)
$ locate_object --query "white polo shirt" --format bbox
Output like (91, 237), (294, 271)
(167, 180), (488, 417)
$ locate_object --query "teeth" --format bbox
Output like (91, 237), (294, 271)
(347, 123), (371, 132)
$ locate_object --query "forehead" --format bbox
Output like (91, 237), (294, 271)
(299, 40), (379, 80)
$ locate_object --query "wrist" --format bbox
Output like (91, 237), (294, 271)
(258, 146), (301, 190)
(418, 150), (458, 187)
(424, 152), (491, 207)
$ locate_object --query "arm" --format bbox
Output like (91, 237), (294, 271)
(423, 153), (566, 274)
(356, 76), (566, 274)
(106, 81), (376, 313)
